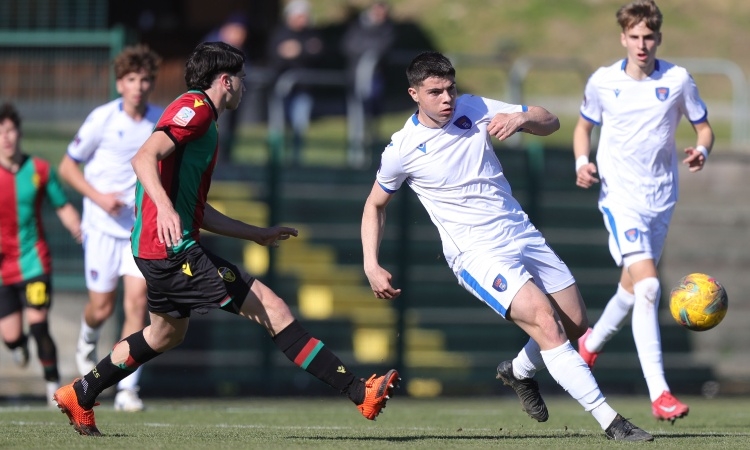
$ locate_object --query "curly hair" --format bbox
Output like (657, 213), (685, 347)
(113, 44), (161, 80)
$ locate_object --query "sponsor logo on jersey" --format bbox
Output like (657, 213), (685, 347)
(625, 228), (639, 242)
(416, 143), (427, 153)
(173, 106), (196, 126)
(492, 274), (508, 292)
(72, 136), (81, 147)
(90, 270), (98, 281)
(182, 262), (193, 276)
(655, 87), (670, 101)
(614, 89), (621, 97)
(194, 99), (205, 108)
(218, 267), (236, 282)
(453, 115), (472, 130)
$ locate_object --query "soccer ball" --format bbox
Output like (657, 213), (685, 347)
(669, 273), (728, 331)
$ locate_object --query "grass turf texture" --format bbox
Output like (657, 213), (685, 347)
(3, 396), (750, 449)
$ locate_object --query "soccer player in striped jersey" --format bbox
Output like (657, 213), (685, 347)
(361, 51), (653, 441)
(0, 102), (81, 406)
(573, 0), (714, 423)
(58, 44), (164, 412)
(53, 41), (399, 437)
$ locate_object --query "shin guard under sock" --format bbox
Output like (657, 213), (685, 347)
(273, 320), (362, 403)
(75, 330), (160, 409)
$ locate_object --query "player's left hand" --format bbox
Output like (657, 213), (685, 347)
(683, 147), (706, 172)
(488, 113), (524, 141)
(257, 226), (298, 247)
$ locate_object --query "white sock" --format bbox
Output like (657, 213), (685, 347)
(541, 341), (618, 429)
(512, 338), (546, 379)
(117, 366), (143, 391)
(80, 318), (100, 344)
(586, 284), (635, 353)
(632, 277), (669, 401)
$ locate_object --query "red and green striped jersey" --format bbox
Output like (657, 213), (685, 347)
(0, 155), (69, 285)
(132, 90), (219, 259)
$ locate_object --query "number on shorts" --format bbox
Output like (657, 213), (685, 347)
(26, 281), (49, 307)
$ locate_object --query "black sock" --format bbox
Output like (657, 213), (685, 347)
(75, 330), (160, 409)
(29, 322), (59, 381)
(273, 320), (363, 403)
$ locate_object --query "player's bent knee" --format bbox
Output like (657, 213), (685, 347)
(634, 277), (660, 305)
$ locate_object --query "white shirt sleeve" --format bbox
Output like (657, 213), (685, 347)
(580, 73), (603, 125)
(375, 140), (408, 194)
(681, 72), (708, 124)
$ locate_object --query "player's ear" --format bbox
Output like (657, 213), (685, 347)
(407, 87), (418, 103)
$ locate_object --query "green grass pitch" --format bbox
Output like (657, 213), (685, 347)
(3, 396), (750, 449)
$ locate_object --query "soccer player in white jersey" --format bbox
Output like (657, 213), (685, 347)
(58, 45), (164, 412)
(361, 51), (653, 442)
(572, 0), (714, 423)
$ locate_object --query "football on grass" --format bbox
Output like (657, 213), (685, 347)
(669, 273), (728, 331)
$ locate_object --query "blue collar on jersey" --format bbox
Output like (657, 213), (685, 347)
(621, 58), (661, 73)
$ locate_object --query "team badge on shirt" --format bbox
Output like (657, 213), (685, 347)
(453, 115), (472, 130)
(492, 274), (508, 292)
(218, 267), (236, 282)
(416, 143), (427, 153)
(624, 228), (639, 242)
(173, 106), (196, 126)
(655, 87), (670, 101)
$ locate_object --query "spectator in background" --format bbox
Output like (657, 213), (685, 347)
(341, 1), (395, 167)
(203, 12), (251, 164)
(341, 1), (395, 120)
(0, 102), (81, 407)
(267, 0), (324, 164)
(58, 44), (164, 412)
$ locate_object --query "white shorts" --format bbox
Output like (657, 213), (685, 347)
(83, 228), (143, 293)
(453, 227), (575, 319)
(599, 203), (674, 268)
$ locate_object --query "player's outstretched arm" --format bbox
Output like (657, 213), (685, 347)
(361, 181), (401, 299)
(201, 203), (297, 247)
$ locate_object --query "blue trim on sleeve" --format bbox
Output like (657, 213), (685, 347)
(460, 269), (507, 317)
(66, 151), (84, 164)
(378, 182), (397, 194)
(689, 110), (709, 125)
(580, 112), (601, 126)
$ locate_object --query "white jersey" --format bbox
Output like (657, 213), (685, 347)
(376, 94), (528, 267)
(580, 59), (708, 213)
(67, 99), (163, 238)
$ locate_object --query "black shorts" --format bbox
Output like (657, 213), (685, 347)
(0, 274), (53, 319)
(134, 244), (254, 319)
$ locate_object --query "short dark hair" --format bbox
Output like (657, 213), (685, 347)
(0, 102), (21, 130)
(406, 51), (456, 88)
(617, 0), (662, 32)
(184, 41), (245, 91)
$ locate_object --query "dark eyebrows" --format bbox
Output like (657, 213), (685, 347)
(426, 83), (456, 94)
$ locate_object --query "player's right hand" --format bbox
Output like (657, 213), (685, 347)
(365, 265), (401, 300)
(96, 191), (126, 216)
(576, 163), (600, 188)
(156, 205), (183, 248)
